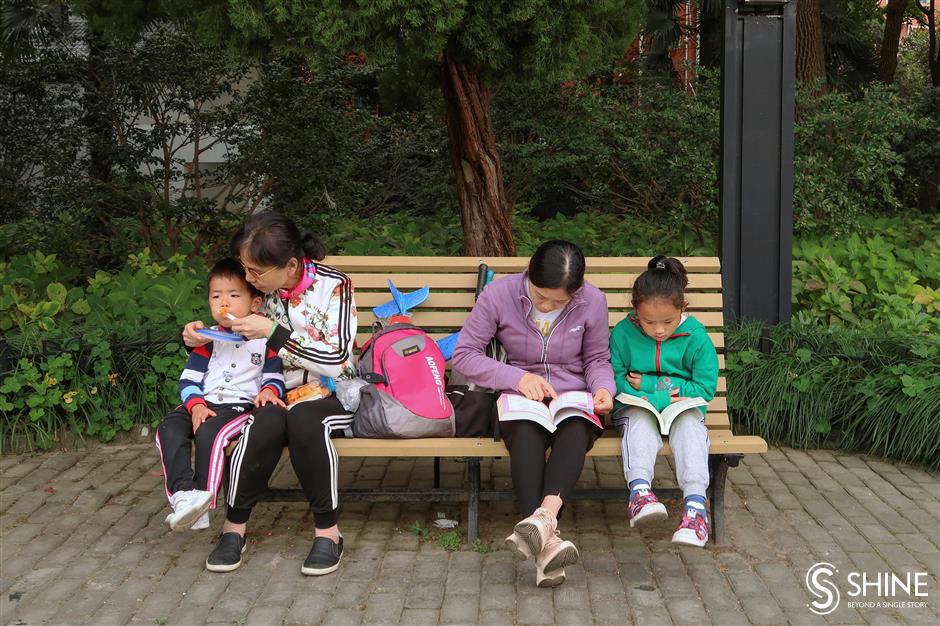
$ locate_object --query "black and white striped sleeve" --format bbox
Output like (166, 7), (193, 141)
(267, 269), (356, 379)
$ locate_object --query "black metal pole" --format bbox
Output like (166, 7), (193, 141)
(719, 0), (796, 325)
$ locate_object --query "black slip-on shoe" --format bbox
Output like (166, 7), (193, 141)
(205, 532), (246, 572)
(301, 536), (343, 576)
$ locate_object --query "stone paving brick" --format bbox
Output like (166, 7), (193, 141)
(2, 444), (939, 625)
(439, 593), (479, 624)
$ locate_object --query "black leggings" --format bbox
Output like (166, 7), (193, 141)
(225, 396), (352, 528)
(499, 417), (601, 516)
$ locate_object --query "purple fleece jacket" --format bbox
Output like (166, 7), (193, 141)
(452, 272), (616, 396)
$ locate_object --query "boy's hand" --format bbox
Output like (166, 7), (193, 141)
(592, 388), (613, 415)
(254, 388), (285, 408)
(229, 315), (276, 340)
(627, 372), (642, 390)
(191, 404), (215, 432)
(182, 321), (210, 348)
(517, 373), (557, 401)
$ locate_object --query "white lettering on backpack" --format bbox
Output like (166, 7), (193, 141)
(425, 356), (443, 387)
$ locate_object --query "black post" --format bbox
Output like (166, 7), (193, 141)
(720, 0), (796, 324)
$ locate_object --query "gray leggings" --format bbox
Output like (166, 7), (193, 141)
(616, 406), (710, 498)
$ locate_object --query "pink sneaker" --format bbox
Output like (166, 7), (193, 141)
(504, 532), (532, 560)
(535, 530), (579, 588)
(672, 506), (710, 547)
(628, 488), (668, 528)
(513, 507), (557, 557)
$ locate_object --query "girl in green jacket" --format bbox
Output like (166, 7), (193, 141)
(609, 256), (719, 547)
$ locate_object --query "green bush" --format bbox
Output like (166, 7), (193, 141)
(726, 322), (940, 469)
(0, 250), (211, 451)
(792, 215), (940, 333)
(793, 84), (921, 234)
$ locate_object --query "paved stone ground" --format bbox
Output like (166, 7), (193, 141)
(1, 444), (938, 625)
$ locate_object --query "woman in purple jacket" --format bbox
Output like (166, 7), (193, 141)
(452, 240), (615, 587)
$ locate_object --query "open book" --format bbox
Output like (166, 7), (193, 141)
(497, 391), (602, 433)
(615, 394), (707, 435)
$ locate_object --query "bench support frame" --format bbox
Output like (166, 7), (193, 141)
(260, 452), (743, 546)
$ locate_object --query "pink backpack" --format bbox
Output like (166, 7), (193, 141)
(352, 322), (455, 438)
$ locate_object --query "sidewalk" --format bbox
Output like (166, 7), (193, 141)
(1, 444), (937, 625)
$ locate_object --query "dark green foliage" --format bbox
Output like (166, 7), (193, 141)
(230, 59), (455, 225)
(495, 71), (721, 241)
(726, 322), (940, 469)
(215, 1), (645, 86)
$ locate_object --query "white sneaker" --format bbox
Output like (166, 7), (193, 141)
(167, 490), (213, 532)
(190, 510), (210, 530)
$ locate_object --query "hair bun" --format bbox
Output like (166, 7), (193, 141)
(301, 232), (327, 262)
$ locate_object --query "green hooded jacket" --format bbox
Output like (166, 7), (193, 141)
(609, 313), (719, 413)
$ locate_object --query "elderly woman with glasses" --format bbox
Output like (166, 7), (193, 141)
(181, 212), (357, 576)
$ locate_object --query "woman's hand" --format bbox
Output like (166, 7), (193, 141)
(182, 321), (210, 348)
(229, 314), (276, 340)
(627, 372), (642, 390)
(517, 373), (557, 401)
(593, 388), (613, 415)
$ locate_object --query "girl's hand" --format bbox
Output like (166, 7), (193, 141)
(593, 388), (613, 415)
(191, 404), (215, 432)
(627, 372), (642, 390)
(254, 388), (285, 408)
(517, 373), (557, 401)
(229, 314), (276, 340)
(670, 393), (691, 404)
(182, 321), (210, 348)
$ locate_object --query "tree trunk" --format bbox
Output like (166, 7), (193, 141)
(85, 30), (115, 184)
(879, 0), (907, 84)
(441, 53), (515, 256)
(796, 0), (826, 88)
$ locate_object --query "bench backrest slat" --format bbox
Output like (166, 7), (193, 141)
(327, 256), (730, 430)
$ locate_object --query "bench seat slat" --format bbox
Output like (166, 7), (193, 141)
(331, 432), (766, 457)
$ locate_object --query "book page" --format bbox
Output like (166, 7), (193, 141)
(658, 397), (708, 435)
(553, 407), (603, 430)
(497, 393), (555, 432)
(614, 393), (658, 415)
(548, 391), (595, 416)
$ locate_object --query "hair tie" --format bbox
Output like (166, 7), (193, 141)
(655, 261), (666, 270)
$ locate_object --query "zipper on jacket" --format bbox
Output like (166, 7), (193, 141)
(655, 340), (662, 375)
(523, 294), (581, 385)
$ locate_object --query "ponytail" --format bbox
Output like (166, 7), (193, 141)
(231, 212), (328, 267)
(631, 255), (688, 309)
(301, 232), (327, 262)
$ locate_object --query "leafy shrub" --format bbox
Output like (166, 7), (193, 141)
(792, 215), (940, 333)
(793, 84), (921, 234)
(727, 322), (940, 469)
(0, 251), (211, 451)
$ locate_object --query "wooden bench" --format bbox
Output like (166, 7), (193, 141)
(263, 256), (767, 544)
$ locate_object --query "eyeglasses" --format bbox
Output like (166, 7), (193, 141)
(240, 258), (280, 281)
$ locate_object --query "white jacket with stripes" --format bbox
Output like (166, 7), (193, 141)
(264, 262), (358, 390)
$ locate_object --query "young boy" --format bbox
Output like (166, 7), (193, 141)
(155, 258), (285, 531)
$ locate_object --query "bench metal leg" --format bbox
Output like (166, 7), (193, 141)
(434, 457), (441, 489)
(467, 458), (481, 544)
(709, 453), (742, 545)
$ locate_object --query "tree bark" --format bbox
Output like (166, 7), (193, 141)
(879, 0), (907, 84)
(796, 0), (826, 89)
(441, 53), (515, 256)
